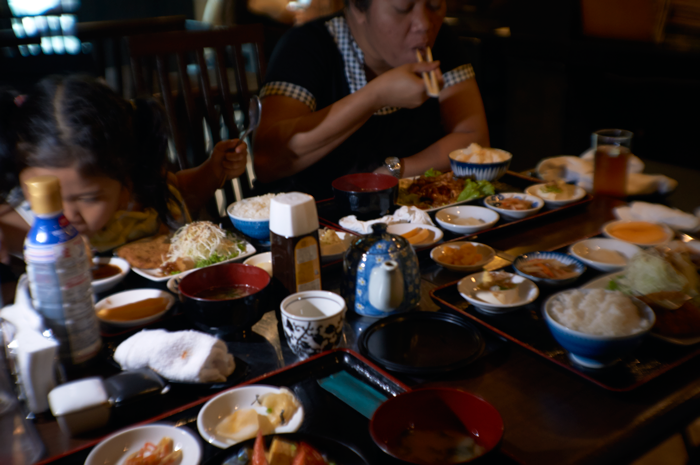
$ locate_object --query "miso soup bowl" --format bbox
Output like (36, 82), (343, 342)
(179, 263), (271, 336)
(332, 173), (398, 221)
(370, 387), (504, 464)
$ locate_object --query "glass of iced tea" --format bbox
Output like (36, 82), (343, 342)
(592, 129), (633, 197)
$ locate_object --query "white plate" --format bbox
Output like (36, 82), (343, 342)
(434, 206), (500, 235)
(131, 242), (256, 282)
(430, 242), (495, 273)
(92, 257), (130, 294)
(457, 270), (539, 313)
(385, 223), (444, 249)
(569, 238), (641, 273)
(84, 423), (202, 465)
(95, 289), (175, 327)
(244, 251), (273, 276)
(581, 274), (700, 346)
(483, 193), (544, 220)
(197, 385), (304, 449)
(602, 220), (674, 247)
(525, 183), (587, 207)
(397, 176), (492, 213)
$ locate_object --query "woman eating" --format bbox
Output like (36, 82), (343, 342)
(253, 0), (489, 199)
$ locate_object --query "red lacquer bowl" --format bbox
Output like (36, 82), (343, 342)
(370, 387), (504, 464)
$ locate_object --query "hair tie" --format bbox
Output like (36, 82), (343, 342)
(14, 95), (26, 107)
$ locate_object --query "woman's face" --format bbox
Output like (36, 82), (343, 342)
(20, 166), (128, 237)
(357, 0), (446, 69)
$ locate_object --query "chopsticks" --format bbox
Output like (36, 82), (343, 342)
(415, 46), (440, 98)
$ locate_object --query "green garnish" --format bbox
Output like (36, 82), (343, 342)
(457, 179), (495, 202)
(542, 184), (563, 193)
(195, 252), (237, 268)
(424, 168), (442, 178)
(606, 278), (621, 291)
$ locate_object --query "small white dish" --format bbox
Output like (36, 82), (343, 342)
(197, 385), (304, 449)
(386, 223), (443, 249)
(244, 251), (273, 276)
(95, 289), (175, 327)
(483, 193), (544, 220)
(525, 183), (586, 207)
(434, 206), (500, 235)
(430, 242), (495, 273)
(457, 270), (539, 314)
(569, 238), (641, 272)
(84, 423), (202, 465)
(92, 257), (130, 294)
(319, 230), (353, 263)
(602, 220), (674, 247)
(512, 251), (586, 287)
(131, 243), (257, 282)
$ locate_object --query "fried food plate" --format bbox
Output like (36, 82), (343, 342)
(130, 242), (256, 282)
(397, 175), (493, 213)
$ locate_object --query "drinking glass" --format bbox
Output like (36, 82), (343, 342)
(591, 129), (633, 197)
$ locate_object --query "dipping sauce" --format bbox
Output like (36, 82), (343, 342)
(195, 284), (257, 300)
(585, 248), (627, 265)
(387, 427), (485, 464)
(607, 221), (669, 245)
(97, 297), (169, 321)
(92, 263), (122, 280)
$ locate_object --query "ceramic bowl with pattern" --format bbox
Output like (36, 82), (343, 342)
(448, 148), (512, 182)
(483, 193), (544, 220)
(227, 206), (270, 241)
(280, 290), (346, 359)
(513, 251), (586, 287)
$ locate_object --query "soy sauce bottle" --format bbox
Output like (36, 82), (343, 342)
(270, 192), (322, 295)
(23, 176), (102, 370)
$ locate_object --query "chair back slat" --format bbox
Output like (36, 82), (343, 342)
(127, 25), (267, 213)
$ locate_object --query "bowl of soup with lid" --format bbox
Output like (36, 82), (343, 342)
(179, 263), (271, 336)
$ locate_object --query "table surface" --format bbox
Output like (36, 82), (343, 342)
(4, 166), (700, 465)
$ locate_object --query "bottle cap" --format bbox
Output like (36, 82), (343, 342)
(24, 176), (63, 215)
(269, 192), (319, 237)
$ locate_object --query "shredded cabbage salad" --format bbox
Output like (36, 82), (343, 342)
(162, 221), (245, 270)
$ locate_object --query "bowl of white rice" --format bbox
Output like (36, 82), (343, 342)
(227, 193), (278, 241)
(543, 288), (655, 369)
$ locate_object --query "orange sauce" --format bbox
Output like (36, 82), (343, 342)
(608, 221), (668, 245)
(92, 263), (122, 280)
(97, 297), (169, 321)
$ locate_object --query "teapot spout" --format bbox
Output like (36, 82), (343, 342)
(368, 260), (404, 312)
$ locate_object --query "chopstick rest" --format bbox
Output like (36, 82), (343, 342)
(415, 47), (440, 98)
(317, 370), (388, 419)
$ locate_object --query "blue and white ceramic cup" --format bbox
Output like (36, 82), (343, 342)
(280, 291), (346, 359)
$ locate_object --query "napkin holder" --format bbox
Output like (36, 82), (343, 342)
(0, 275), (59, 415)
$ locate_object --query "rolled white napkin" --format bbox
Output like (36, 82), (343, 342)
(614, 202), (700, 232)
(339, 206), (435, 235)
(536, 150), (677, 196)
(114, 329), (235, 383)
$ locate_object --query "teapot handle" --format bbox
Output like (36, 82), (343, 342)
(368, 260), (404, 312)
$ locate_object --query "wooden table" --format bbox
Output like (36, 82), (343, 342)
(5, 187), (700, 465)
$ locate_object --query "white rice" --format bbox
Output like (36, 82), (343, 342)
(230, 193), (277, 219)
(549, 289), (649, 337)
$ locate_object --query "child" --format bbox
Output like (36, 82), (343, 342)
(0, 75), (248, 256)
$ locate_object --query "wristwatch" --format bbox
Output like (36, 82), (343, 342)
(385, 157), (403, 179)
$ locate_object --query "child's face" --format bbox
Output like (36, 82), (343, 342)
(20, 166), (129, 237)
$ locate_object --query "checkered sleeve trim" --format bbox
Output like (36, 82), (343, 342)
(260, 82), (317, 112)
(443, 64), (475, 89)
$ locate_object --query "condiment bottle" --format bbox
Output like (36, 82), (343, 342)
(23, 176), (102, 370)
(270, 192), (322, 295)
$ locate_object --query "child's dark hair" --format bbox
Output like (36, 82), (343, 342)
(0, 75), (177, 228)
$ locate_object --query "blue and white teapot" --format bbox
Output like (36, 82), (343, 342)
(341, 223), (421, 317)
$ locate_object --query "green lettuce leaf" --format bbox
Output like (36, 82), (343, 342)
(456, 179), (495, 202)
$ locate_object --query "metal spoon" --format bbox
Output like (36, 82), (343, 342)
(219, 95), (262, 188)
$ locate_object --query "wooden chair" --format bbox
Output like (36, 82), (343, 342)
(127, 25), (266, 215)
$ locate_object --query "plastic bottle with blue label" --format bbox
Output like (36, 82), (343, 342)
(23, 176), (101, 369)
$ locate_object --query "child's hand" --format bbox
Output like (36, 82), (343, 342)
(212, 139), (248, 187)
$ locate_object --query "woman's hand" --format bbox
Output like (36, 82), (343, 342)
(370, 61), (443, 110)
(211, 139), (248, 187)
